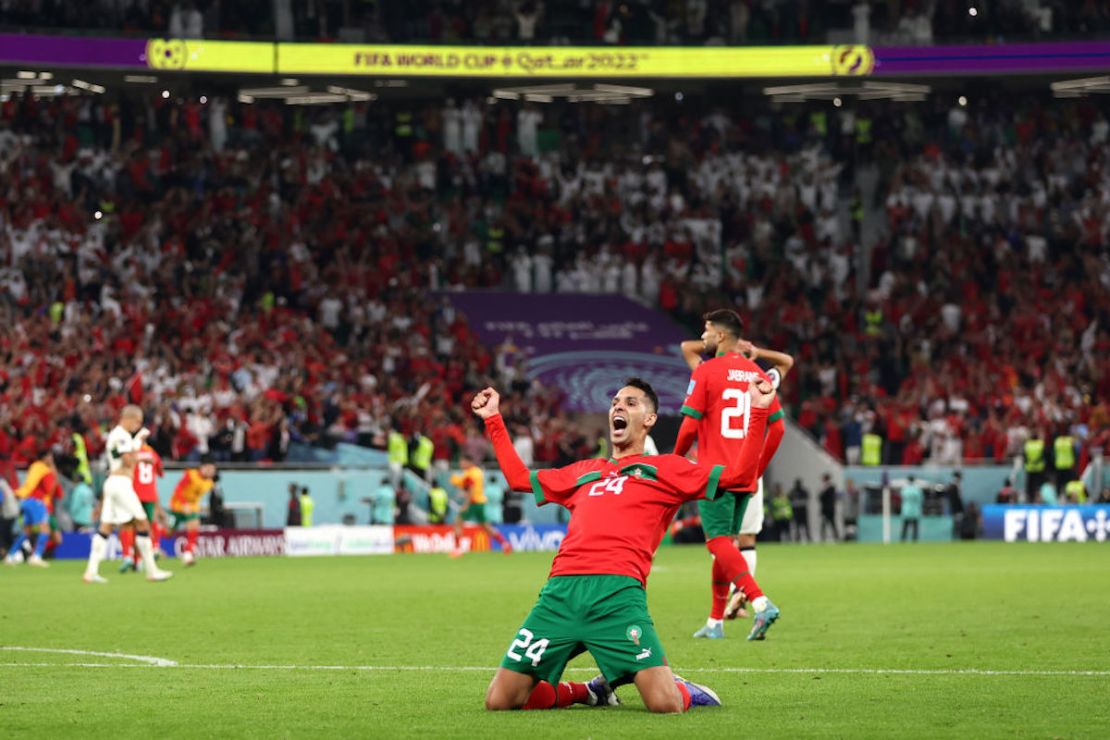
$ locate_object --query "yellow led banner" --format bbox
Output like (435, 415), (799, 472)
(146, 39), (273, 73)
(277, 44), (873, 78)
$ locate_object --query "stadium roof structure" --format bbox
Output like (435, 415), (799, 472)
(4, 33), (1110, 80)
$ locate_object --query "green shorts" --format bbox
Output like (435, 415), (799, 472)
(141, 502), (156, 521)
(460, 502), (487, 524)
(698, 491), (752, 540)
(171, 511), (199, 529)
(499, 575), (667, 685)
(48, 514), (59, 532)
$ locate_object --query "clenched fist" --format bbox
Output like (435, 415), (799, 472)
(470, 387), (501, 419)
(749, 377), (776, 409)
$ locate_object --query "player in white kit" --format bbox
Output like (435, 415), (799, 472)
(83, 405), (173, 584)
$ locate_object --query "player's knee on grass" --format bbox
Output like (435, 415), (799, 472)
(484, 668), (536, 711)
(635, 667), (684, 714)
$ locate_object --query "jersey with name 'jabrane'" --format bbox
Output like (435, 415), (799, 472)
(681, 353), (784, 485)
(530, 453), (726, 586)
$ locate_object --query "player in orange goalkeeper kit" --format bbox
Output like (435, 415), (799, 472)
(449, 453), (512, 557)
(169, 455), (216, 566)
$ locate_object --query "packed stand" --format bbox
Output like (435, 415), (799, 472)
(446, 90), (1109, 472)
(0, 89), (604, 472)
(2, 86), (1109, 477)
(654, 93), (1110, 472)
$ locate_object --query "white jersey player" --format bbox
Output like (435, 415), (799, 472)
(83, 405), (172, 584)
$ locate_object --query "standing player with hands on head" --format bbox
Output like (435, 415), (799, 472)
(475, 375), (777, 713)
(677, 309), (792, 639)
(83, 405), (173, 584)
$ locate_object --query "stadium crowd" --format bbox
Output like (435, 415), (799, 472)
(1, 1), (1106, 45)
(0, 84), (1108, 480)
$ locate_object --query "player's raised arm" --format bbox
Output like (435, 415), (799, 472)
(476, 387), (591, 506)
(738, 340), (794, 386)
(717, 378), (775, 492)
(680, 339), (706, 372)
(473, 388), (531, 492)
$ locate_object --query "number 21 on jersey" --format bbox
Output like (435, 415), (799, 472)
(721, 388), (752, 439)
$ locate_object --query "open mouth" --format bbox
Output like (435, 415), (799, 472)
(612, 415), (628, 431)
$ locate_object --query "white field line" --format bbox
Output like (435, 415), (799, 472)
(0, 646), (177, 666)
(0, 655), (1106, 678)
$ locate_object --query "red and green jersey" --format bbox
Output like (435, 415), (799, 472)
(680, 353), (784, 477)
(530, 454), (727, 585)
(133, 444), (163, 504)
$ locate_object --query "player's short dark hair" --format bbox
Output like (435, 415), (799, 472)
(622, 377), (659, 413)
(703, 309), (743, 337)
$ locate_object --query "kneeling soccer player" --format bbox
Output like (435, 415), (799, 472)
(473, 376), (776, 713)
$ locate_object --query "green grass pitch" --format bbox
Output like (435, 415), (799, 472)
(2, 542), (1107, 738)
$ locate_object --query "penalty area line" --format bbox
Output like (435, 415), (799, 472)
(0, 661), (1106, 678)
(0, 646), (177, 667)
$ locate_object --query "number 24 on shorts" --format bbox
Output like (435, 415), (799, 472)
(506, 628), (549, 666)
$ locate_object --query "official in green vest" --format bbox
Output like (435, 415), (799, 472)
(388, 428), (408, 486)
(71, 432), (92, 485)
(770, 484), (793, 543)
(411, 433), (435, 482)
(428, 484), (449, 524)
(1024, 437), (1046, 501)
(299, 487), (315, 527)
(861, 433), (882, 467)
(1065, 479), (1087, 504)
(1053, 435), (1075, 488)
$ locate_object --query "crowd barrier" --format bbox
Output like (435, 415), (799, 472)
(983, 504), (1110, 543)
(43, 523), (569, 559)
